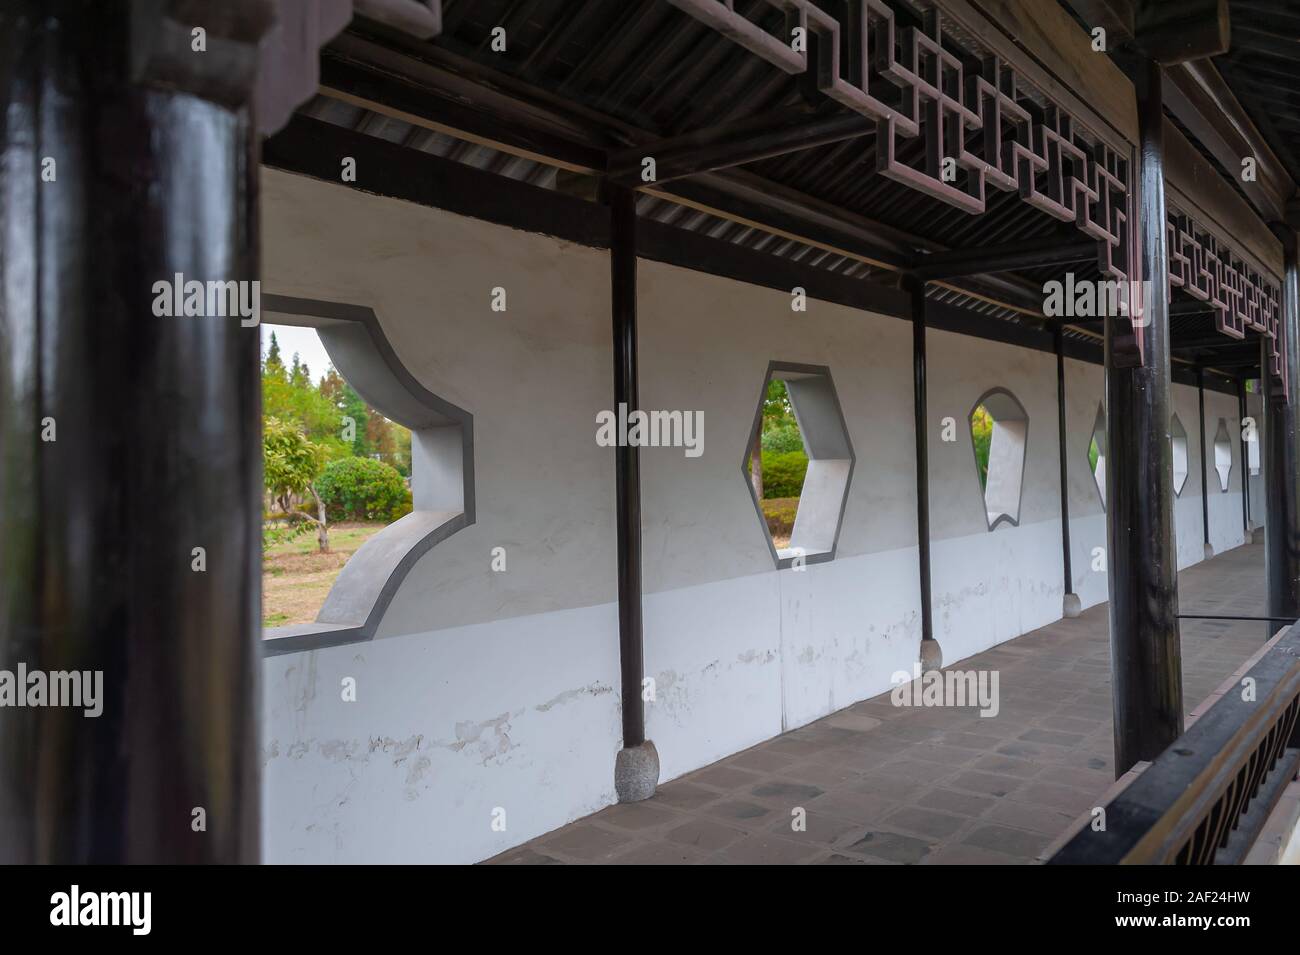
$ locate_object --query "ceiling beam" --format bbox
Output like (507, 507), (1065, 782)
(1059, 0), (1135, 42)
(319, 30), (1061, 317)
(1135, 0), (1229, 64)
(1163, 60), (1295, 224)
(1172, 335), (1262, 352)
(606, 108), (873, 188)
(910, 239), (1100, 281)
(1164, 116), (1284, 280)
(1190, 357), (1261, 369)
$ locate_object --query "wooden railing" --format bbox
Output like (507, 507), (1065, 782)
(1049, 625), (1300, 864)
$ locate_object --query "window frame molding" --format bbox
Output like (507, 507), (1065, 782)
(1212, 417), (1233, 493)
(260, 294), (475, 657)
(968, 386), (1030, 532)
(1171, 412), (1190, 498)
(743, 360), (855, 571)
(1088, 402), (1107, 511)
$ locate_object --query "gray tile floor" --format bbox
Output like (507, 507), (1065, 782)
(487, 542), (1271, 865)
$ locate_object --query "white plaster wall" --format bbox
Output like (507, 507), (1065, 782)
(264, 604), (621, 864)
(636, 262), (924, 776)
(1063, 357), (1108, 611)
(1203, 390), (1248, 557)
(925, 332), (1068, 662)
(1167, 383), (1247, 564)
(258, 169), (1251, 864)
(260, 169), (624, 864)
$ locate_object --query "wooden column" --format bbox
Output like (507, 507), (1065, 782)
(1056, 329), (1079, 615)
(0, 2), (271, 861)
(1105, 57), (1183, 776)
(1198, 369), (1212, 557)
(1263, 230), (1300, 623)
(909, 278), (940, 669)
(607, 184), (658, 802)
(1238, 377), (1251, 538)
(609, 184), (646, 750)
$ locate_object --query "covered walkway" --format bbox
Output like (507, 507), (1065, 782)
(489, 543), (1269, 864)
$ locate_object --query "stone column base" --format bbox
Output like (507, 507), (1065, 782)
(615, 741), (659, 803)
(919, 638), (943, 672)
(1063, 592), (1082, 618)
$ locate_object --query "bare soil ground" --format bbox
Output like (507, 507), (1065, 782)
(262, 521), (385, 627)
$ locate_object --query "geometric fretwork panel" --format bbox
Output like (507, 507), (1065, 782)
(1168, 210), (1287, 398)
(667, 0), (1285, 392)
(666, 0), (1131, 283)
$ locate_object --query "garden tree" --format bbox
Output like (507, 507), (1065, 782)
(763, 379), (795, 429)
(321, 370), (372, 458)
(341, 383), (371, 458)
(263, 416), (330, 553)
(318, 365), (344, 401)
(317, 366), (414, 472)
(266, 330), (282, 367)
(393, 424), (412, 477)
(263, 351), (347, 458)
(366, 410), (399, 465)
(289, 353), (311, 390)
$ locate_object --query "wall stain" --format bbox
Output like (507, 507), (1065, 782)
(449, 712), (517, 764)
(535, 682), (613, 712)
(369, 734), (425, 765)
(404, 755), (433, 800)
(320, 739), (360, 761)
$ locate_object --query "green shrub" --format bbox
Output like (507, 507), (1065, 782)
(761, 423), (805, 454)
(315, 457), (412, 522)
(970, 405), (992, 490)
(761, 450), (808, 499)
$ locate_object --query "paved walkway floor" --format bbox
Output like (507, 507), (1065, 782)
(487, 542), (1270, 865)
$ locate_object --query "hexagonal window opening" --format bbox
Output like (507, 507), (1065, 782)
(1088, 404), (1107, 509)
(1213, 417), (1233, 491)
(1171, 413), (1189, 497)
(744, 362), (854, 569)
(969, 388), (1028, 530)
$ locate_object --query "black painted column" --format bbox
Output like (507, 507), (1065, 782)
(608, 184), (657, 801)
(909, 278), (941, 669)
(1238, 377), (1251, 539)
(1056, 328), (1079, 617)
(1262, 229), (1300, 623)
(0, 4), (267, 862)
(610, 184), (645, 748)
(1198, 369), (1212, 557)
(1105, 58), (1182, 776)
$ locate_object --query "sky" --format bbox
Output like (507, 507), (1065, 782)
(262, 323), (334, 383)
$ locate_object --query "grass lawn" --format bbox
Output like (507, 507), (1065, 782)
(761, 496), (799, 549)
(262, 521), (386, 628)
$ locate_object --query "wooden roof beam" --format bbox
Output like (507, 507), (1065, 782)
(1135, 0), (1230, 64)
